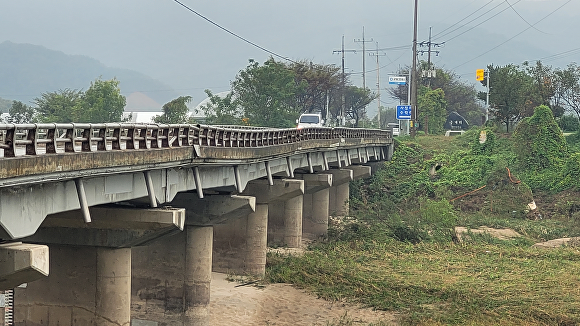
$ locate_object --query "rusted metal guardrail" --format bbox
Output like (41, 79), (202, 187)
(0, 123), (390, 158)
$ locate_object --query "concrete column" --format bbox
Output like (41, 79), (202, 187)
(297, 173), (332, 240)
(96, 248), (131, 326)
(303, 187), (330, 239)
(329, 183), (350, 216)
(327, 169), (353, 216)
(132, 225), (214, 326)
(245, 204), (268, 276)
(284, 195), (303, 247)
(15, 245), (131, 326)
(184, 226), (212, 326)
(213, 203), (268, 277)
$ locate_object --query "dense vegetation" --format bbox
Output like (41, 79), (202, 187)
(265, 106), (580, 325)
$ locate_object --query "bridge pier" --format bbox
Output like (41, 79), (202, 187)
(15, 245), (131, 326)
(327, 169), (354, 216)
(298, 173), (333, 240)
(132, 194), (253, 326)
(12, 206), (184, 326)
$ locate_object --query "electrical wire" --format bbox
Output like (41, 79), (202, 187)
(452, 0), (572, 70)
(531, 47), (580, 63)
(435, 0), (523, 43)
(505, 0), (548, 34)
(433, 0), (494, 39)
(173, 0), (294, 63)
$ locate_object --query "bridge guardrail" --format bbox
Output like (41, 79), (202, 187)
(0, 123), (391, 158)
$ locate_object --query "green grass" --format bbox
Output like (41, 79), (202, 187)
(266, 234), (580, 325)
(266, 130), (580, 325)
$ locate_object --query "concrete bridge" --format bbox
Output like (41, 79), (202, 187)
(0, 122), (392, 326)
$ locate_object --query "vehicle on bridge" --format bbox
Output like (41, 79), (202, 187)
(296, 113), (324, 129)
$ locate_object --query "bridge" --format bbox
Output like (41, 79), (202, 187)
(0, 122), (392, 326)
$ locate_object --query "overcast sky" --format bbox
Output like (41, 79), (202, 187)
(1, 0), (579, 110)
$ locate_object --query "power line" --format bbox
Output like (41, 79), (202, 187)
(172, 0), (293, 63)
(434, 0), (522, 42)
(505, 0), (548, 34)
(433, 0), (494, 39)
(452, 0), (572, 70)
(528, 47), (580, 63)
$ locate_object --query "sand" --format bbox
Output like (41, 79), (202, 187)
(209, 272), (398, 326)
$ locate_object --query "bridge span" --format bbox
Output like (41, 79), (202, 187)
(0, 123), (392, 326)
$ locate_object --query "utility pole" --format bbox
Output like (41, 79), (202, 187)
(486, 70), (490, 122)
(370, 42), (386, 129)
(418, 27), (444, 87)
(410, 0), (418, 138)
(333, 36), (356, 126)
(354, 26), (373, 90)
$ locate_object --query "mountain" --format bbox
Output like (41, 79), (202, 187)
(0, 41), (178, 108)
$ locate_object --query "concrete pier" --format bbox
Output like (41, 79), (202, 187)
(184, 226), (213, 326)
(132, 225), (213, 326)
(298, 174), (332, 240)
(15, 245), (131, 326)
(327, 169), (353, 216)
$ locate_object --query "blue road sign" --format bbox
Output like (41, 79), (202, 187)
(396, 105), (412, 120)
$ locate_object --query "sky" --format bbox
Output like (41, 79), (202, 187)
(1, 0), (579, 113)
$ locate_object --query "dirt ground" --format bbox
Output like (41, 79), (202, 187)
(209, 272), (398, 326)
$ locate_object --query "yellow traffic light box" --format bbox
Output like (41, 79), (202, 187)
(476, 69), (485, 81)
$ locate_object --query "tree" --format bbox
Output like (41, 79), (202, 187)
(288, 61), (341, 120)
(196, 90), (241, 125)
(76, 78), (126, 122)
(513, 105), (568, 171)
(34, 88), (82, 123)
(8, 100), (36, 123)
(343, 86), (376, 127)
(154, 96), (192, 124)
(554, 63), (580, 122)
(232, 58), (302, 128)
(479, 64), (531, 132)
(418, 87), (447, 134)
(523, 61), (558, 115)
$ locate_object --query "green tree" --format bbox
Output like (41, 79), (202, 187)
(8, 100), (36, 123)
(418, 87), (447, 134)
(513, 105), (568, 171)
(479, 64), (531, 132)
(232, 58), (302, 127)
(34, 88), (82, 123)
(523, 61), (556, 112)
(154, 95), (192, 124)
(344, 86), (376, 127)
(554, 63), (580, 121)
(196, 90), (241, 125)
(76, 78), (126, 122)
(288, 61), (341, 120)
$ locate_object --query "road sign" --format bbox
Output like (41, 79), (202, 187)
(389, 76), (407, 85)
(396, 105), (412, 120)
(476, 69), (485, 81)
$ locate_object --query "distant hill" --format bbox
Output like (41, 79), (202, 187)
(0, 41), (178, 109)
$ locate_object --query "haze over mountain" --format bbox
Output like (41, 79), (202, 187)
(0, 41), (177, 111)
